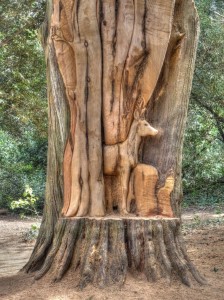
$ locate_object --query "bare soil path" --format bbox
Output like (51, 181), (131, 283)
(0, 215), (39, 277)
(0, 209), (224, 300)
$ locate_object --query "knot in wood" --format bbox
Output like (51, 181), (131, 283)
(84, 40), (88, 47)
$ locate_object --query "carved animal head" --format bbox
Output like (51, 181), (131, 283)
(137, 120), (158, 137)
(133, 98), (158, 137)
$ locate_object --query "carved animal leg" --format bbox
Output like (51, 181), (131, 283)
(119, 169), (130, 215)
(127, 171), (134, 213)
(104, 176), (113, 214)
(157, 176), (174, 217)
(134, 164), (158, 217)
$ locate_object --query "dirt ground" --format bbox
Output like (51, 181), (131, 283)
(0, 209), (224, 300)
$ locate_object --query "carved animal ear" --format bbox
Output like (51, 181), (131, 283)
(140, 108), (146, 119)
(134, 109), (141, 120)
(134, 97), (145, 120)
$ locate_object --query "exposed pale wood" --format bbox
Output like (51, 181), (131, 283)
(157, 176), (175, 217)
(78, 1), (104, 217)
(127, 164), (159, 216)
(51, 0), (105, 218)
(104, 112), (158, 214)
(48, 0), (189, 218)
(102, 0), (175, 145)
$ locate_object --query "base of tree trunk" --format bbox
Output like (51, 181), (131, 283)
(25, 217), (206, 289)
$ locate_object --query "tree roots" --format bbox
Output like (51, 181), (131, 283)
(25, 217), (206, 289)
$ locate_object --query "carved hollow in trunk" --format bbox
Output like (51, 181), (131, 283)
(49, 0), (179, 218)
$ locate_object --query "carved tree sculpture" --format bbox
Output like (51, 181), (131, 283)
(23, 0), (206, 288)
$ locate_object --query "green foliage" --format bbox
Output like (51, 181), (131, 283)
(183, 107), (224, 189)
(0, 1), (47, 213)
(183, 0), (224, 206)
(0, 0), (47, 137)
(10, 185), (39, 217)
(0, 129), (47, 211)
(183, 184), (224, 208)
(10, 185), (38, 215)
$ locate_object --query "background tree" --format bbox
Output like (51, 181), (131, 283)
(183, 0), (224, 206)
(0, 0), (47, 211)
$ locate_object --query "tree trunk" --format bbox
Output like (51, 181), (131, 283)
(23, 0), (206, 288)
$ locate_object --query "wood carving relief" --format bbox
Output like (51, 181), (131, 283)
(24, 0), (202, 288)
(49, 0), (180, 218)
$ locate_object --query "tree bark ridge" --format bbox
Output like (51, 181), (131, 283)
(28, 218), (206, 288)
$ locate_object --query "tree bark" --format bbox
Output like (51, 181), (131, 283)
(23, 0), (205, 288)
(33, 218), (205, 288)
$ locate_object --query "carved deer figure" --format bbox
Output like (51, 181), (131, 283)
(104, 107), (158, 214)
